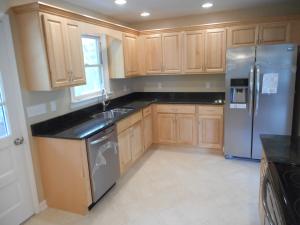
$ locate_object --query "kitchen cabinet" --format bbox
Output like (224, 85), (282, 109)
(198, 106), (224, 149)
(258, 22), (290, 44)
(144, 33), (182, 75)
(227, 22), (290, 47)
(205, 28), (227, 73)
(227, 25), (259, 47)
(145, 34), (163, 74)
(35, 137), (92, 215)
(143, 106), (153, 151)
(154, 104), (196, 145)
(12, 10), (86, 90)
(162, 33), (182, 73)
(183, 30), (205, 73)
(123, 33), (139, 77)
(117, 111), (143, 174)
(176, 114), (196, 145)
(157, 113), (177, 144)
(131, 122), (143, 161)
(118, 128), (132, 174)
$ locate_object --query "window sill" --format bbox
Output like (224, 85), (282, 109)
(70, 92), (113, 110)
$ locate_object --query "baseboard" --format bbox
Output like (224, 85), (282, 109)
(39, 200), (48, 212)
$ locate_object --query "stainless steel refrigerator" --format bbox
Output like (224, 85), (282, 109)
(224, 44), (298, 160)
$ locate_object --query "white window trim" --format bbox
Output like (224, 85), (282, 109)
(70, 33), (111, 105)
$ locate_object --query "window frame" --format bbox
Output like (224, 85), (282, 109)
(70, 34), (105, 103)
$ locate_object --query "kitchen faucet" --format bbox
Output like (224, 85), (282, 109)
(101, 89), (109, 111)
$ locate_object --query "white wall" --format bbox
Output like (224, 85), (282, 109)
(133, 75), (225, 93)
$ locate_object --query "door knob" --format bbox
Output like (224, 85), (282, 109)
(14, 137), (24, 146)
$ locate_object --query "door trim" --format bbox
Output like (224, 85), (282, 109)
(1, 15), (40, 214)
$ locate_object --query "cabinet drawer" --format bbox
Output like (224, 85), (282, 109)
(198, 106), (223, 115)
(143, 106), (152, 117)
(156, 104), (196, 114)
(117, 111), (142, 133)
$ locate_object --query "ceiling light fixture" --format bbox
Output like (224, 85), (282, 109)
(202, 2), (213, 8)
(115, 0), (127, 5)
(141, 12), (150, 17)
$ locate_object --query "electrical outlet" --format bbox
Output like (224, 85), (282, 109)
(50, 101), (57, 112)
(158, 82), (162, 89)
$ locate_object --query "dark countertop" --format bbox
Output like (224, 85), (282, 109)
(260, 134), (300, 165)
(31, 92), (225, 140)
(260, 135), (300, 225)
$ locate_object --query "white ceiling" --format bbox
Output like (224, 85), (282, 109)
(63, 0), (297, 24)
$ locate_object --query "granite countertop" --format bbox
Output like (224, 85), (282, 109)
(31, 92), (225, 140)
(260, 134), (300, 165)
(260, 135), (300, 225)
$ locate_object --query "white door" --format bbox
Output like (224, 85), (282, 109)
(0, 17), (35, 225)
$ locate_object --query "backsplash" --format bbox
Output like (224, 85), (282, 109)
(133, 74), (225, 93)
(23, 75), (225, 125)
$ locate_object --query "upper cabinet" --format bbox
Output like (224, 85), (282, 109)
(162, 33), (182, 74)
(43, 14), (86, 88)
(144, 33), (182, 75)
(227, 25), (259, 48)
(183, 30), (205, 73)
(227, 22), (290, 47)
(145, 34), (163, 74)
(122, 33), (139, 77)
(12, 10), (86, 91)
(204, 28), (227, 73)
(258, 22), (290, 44)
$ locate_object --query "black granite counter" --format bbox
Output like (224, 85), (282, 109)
(31, 92), (224, 140)
(261, 135), (300, 225)
(260, 134), (300, 165)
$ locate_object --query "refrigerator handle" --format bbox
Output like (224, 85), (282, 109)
(255, 64), (261, 116)
(249, 64), (255, 116)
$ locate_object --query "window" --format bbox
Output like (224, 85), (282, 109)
(71, 35), (105, 102)
(0, 74), (10, 138)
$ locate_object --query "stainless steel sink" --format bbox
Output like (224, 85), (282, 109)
(91, 108), (134, 120)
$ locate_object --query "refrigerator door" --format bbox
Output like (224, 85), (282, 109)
(224, 47), (256, 158)
(252, 44), (297, 159)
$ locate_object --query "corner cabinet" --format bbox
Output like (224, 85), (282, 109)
(11, 10), (86, 91)
(154, 104), (196, 145)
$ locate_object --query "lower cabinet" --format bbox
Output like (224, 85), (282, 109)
(35, 137), (92, 215)
(118, 128), (132, 174)
(176, 114), (196, 145)
(143, 106), (153, 150)
(131, 121), (143, 161)
(157, 113), (177, 144)
(117, 111), (143, 175)
(154, 104), (197, 145)
(198, 106), (224, 149)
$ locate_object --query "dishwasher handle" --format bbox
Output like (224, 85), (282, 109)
(89, 131), (115, 145)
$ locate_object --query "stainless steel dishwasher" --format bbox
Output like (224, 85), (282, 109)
(86, 125), (120, 205)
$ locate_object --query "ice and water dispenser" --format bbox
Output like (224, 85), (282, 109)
(229, 79), (248, 109)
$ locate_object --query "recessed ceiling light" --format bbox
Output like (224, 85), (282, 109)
(202, 2), (213, 8)
(140, 12), (150, 17)
(115, 0), (127, 5)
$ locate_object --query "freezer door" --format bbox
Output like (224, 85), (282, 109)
(252, 44), (297, 159)
(224, 46), (256, 158)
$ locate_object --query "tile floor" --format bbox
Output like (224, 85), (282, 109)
(24, 145), (260, 225)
